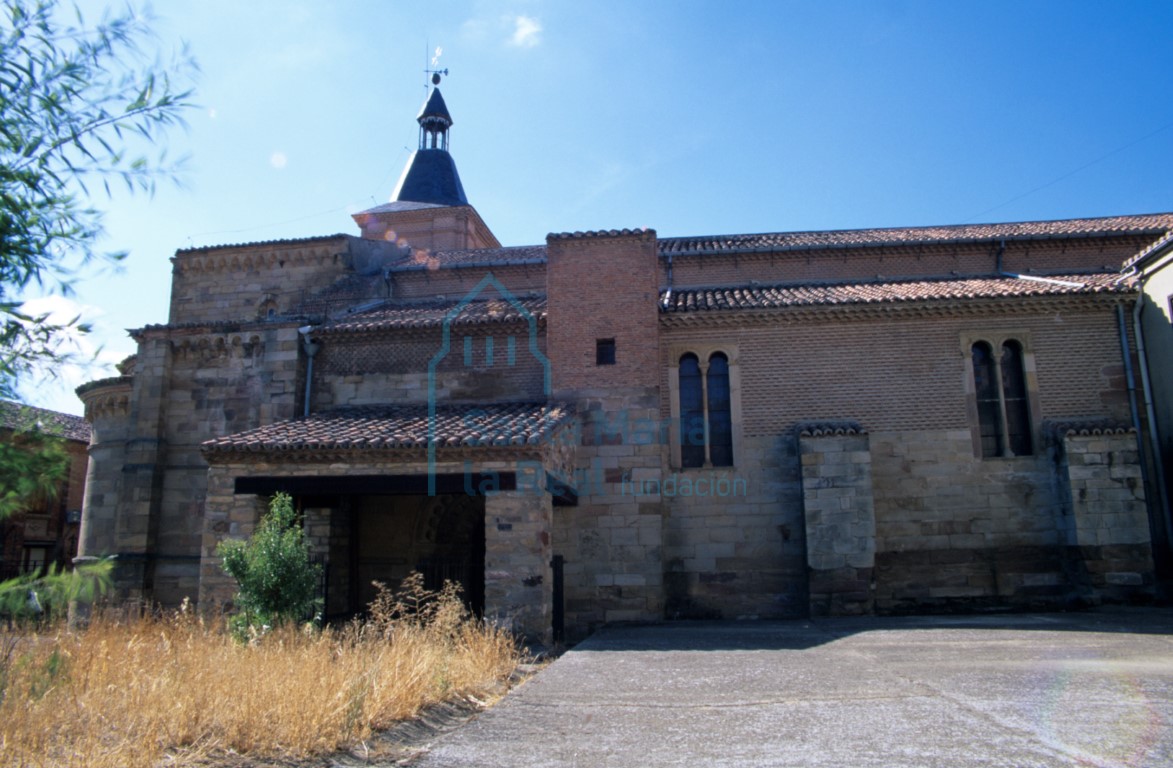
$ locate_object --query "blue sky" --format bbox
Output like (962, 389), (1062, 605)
(19, 0), (1173, 415)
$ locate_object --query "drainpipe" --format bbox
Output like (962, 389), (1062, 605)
(1130, 260), (1173, 558)
(662, 252), (674, 308)
(1116, 304), (1166, 550)
(299, 325), (320, 418)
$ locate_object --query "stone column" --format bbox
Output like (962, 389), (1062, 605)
(484, 463), (553, 642)
(799, 426), (876, 616)
(198, 464), (265, 612)
(1059, 428), (1154, 600)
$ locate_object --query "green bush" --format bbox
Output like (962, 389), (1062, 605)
(219, 493), (321, 639)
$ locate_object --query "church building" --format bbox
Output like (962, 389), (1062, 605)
(77, 81), (1171, 641)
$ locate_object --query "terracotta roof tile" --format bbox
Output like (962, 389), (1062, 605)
(658, 213), (1173, 256)
(174, 233), (353, 255)
(1125, 229), (1173, 270)
(661, 273), (1130, 314)
(322, 296), (546, 333)
(0, 400), (90, 442)
(387, 245), (546, 271)
(201, 402), (573, 456)
(548, 228), (655, 241)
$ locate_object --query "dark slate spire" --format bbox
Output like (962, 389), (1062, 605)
(390, 84), (469, 207)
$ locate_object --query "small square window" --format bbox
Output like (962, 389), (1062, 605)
(596, 338), (616, 365)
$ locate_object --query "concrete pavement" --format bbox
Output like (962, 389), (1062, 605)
(412, 608), (1173, 767)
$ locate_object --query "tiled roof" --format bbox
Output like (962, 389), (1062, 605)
(658, 213), (1173, 256)
(201, 402), (574, 455)
(387, 245), (546, 271)
(661, 273), (1131, 314)
(322, 296), (546, 333)
(1125, 229), (1173, 270)
(0, 400), (90, 442)
(548, 228), (654, 241)
(174, 233), (353, 255)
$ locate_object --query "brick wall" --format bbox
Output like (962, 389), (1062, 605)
(661, 236), (1152, 289)
(353, 204), (500, 251)
(664, 302), (1132, 437)
(546, 230), (661, 393)
(315, 326), (548, 407)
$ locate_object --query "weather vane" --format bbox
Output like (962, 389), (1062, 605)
(425, 45), (448, 87)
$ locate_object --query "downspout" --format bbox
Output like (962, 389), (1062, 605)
(1116, 304), (1165, 551)
(663, 252), (674, 308)
(1132, 276), (1173, 558)
(299, 326), (320, 418)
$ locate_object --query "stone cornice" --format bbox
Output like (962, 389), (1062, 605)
(77, 377), (133, 421)
(169, 333), (266, 361)
(172, 239), (350, 275)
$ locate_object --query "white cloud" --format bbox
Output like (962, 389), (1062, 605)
(269, 151), (288, 170)
(13, 296), (127, 416)
(509, 15), (542, 48)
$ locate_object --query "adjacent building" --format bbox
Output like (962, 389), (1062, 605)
(0, 401), (88, 580)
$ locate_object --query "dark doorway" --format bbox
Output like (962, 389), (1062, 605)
(349, 494), (485, 617)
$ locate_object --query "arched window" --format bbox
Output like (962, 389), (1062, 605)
(1001, 340), (1032, 456)
(677, 351), (734, 468)
(972, 342), (1002, 458)
(970, 339), (1033, 458)
(707, 353), (733, 467)
(679, 353), (705, 468)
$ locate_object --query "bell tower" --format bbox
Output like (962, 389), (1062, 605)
(352, 71), (499, 250)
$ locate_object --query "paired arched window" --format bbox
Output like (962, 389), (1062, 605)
(971, 339), (1033, 458)
(678, 351), (733, 468)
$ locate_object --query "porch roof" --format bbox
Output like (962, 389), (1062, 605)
(200, 402), (574, 456)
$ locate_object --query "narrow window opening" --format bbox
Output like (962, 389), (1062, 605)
(1001, 340), (1032, 456)
(972, 341), (1002, 458)
(971, 339), (1033, 458)
(679, 353), (705, 468)
(596, 338), (616, 366)
(707, 353), (733, 467)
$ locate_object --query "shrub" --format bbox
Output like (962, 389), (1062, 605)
(218, 492), (321, 638)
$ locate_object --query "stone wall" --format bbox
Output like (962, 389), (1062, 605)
(1059, 429), (1155, 600)
(170, 237), (356, 326)
(551, 389), (665, 639)
(661, 434), (806, 621)
(486, 464), (553, 642)
(871, 428), (1070, 611)
(800, 428), (875, 616)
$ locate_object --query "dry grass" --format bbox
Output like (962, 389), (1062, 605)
(0, 577), (523, 767)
